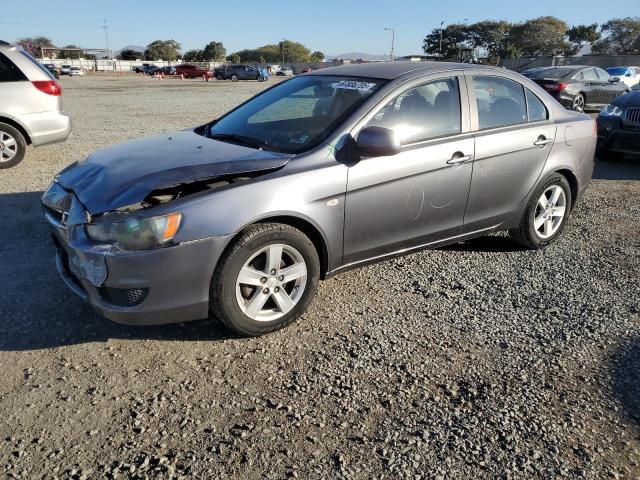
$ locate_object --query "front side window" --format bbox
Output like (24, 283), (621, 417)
(581, 69), (598, 81)
(594, 67), (610, 80)
(366, 77), (461, 144)
(526, 89), (547, 122)
(208, 76), (385, 154)
(473, 76), (527, 129)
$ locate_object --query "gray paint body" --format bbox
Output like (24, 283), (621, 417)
(43, 62), (596, 325)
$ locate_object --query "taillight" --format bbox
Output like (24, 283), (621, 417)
(553, 83), (568, 92)
(32, 80), (62, 96)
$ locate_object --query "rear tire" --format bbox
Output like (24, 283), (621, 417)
(572, 94), (585, 112)
(0, 123), (27, 169)
(509, 174), (572, 249)
(210, 223), (320, 336)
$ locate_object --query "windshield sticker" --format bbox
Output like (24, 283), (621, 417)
(289, 134), (309, 144)
(333, 81), (376, 91)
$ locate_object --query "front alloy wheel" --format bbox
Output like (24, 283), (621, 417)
(210, 223), (320, 336)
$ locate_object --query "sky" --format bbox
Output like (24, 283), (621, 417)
(0, 0), (634, 57)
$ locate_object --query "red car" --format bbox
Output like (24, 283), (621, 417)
(173, 64), (212, 79)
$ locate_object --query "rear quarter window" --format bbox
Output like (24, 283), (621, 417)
(0, 52), (28, 82)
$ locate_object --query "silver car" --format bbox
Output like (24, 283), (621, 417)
(0, 42), (71, 168)
(42, 62), (596, 336)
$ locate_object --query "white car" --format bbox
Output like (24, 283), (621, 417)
(606, 66), (640, 88)
(69, 67), (84, 76)
(60, 64), (71, 75)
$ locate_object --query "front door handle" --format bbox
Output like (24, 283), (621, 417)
(534, 138), (553, 147)
(446, 154), (473, 166)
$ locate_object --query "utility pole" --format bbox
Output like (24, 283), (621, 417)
(439, 21), (444, 56)
(385, 27), (395, 61)
(102, 19), (110, 59)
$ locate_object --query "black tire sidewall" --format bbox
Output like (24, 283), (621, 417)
(573, 94), (584, 111)
(214, 226), (320, 336)
(0, 123), (26, 169)
(524, 174), (572, 248)
(231, 75), (239, 82)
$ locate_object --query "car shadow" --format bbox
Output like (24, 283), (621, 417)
(593, 156), (640, 181)
(0, 191), (236, 352)
(611, 338), (640, 428)
(439, 235), (524, 253)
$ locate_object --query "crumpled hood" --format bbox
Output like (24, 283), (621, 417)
(55, 130), (292, 214)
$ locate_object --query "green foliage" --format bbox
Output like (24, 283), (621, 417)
(228, 40), (314, 63)
(183, 49), (204, 62)
(422, 24), (472, 58)
(144, 40), (181, 61)
(592, 17), (640, 54)
(310, 51), (325, 62)
(118, 49), (144, 61)
(228, 53), (241, 63)
(58, 45), (83, 59)
(202, 41), (226, 61)
(566, 24), (600, 54)
(16, 36), (54, 58)
(467, 20), (511, 58)
(508, 16), (569, 57)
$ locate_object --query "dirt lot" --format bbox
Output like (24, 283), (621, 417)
(0, 75), (639, 479)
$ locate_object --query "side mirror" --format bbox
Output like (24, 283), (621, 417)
(610, 76), (620, 83)
(356, 126), (401, 158)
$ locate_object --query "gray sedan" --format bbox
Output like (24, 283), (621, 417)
(42, 62), (596, 336)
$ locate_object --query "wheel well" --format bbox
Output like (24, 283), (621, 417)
(0, 116), (31, 145)
(555, 169), (578, 210)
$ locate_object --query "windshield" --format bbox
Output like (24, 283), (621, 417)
(606, 67), (629, 76)
(207, 75), (385, 154)
(527, 67), (576, 79)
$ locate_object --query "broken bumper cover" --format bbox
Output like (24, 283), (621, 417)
(47, 218), (232, 326)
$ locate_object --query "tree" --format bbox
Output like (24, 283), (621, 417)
(592, 17), (640, 54)
(310, 51), (325, 62)
(16, 36), (54, 58)
(144, 40), (181, 61)
(422, 23), (471, 58)
(467, 20), (512, 58)
(183, 49), (204, 62)
(508, 16), (570, 57)
(228, 40), (317, 63)
(228, 53), (241, 63)
(566, 24), (600, 54)
(118, 49), (144, 60)
(59, 44), (83, 59)
(202, 41), (226, 61)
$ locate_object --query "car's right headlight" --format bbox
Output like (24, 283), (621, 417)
(600, 104), (623, 116)
(85, 212), (182, 251)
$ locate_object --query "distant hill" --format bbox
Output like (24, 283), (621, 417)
(330, 52), (389, 61)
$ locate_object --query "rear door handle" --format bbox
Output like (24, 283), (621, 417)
(534, 138), (553, 147)
(446, 154), (473, 165)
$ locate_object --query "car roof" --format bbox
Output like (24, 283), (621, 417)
(305, 61), (485, 80)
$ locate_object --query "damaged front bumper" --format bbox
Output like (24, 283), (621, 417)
(43, 188), (233, 326)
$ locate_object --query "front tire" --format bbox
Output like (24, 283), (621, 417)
(210, 223), (320, 336)
(0, 123), (27, 169)
(231, 74), (239, 82)
(509, 174), (572, 249)
(215, 74), (223, 80)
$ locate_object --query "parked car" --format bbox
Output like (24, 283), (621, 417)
(302, 66), (314, 73)
(42, 63), (59, 79)
(42, 62), (595, 335)
(276, 67), (294, 77)
(0, 42), (71, 168)
(60, 64), (71, 75)
(132, 63), (155, 74)
(174, 64), (212, 79)
(68, 66), (84, 76)
(214, 64), (268, 82)
(523, 65), (629, 111)
(605, 66), (640, 88)
(140, 65), (159, 75)
(596, 89), (640, 160)
(157, 66), (175, 76)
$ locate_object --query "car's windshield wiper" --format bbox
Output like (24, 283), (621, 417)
(209, 133), (273, 151)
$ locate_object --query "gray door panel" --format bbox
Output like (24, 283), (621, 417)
(465, 124), (556, 228)
(344, 137), (474, 263)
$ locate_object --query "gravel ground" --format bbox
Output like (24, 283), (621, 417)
(0, 75), (639, 479)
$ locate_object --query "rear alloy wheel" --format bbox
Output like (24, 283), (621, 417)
(0, 123), (26, 169)
(509, 174), (572, 249)
(210, 223), (320, 336)
(572, 94), (585, 112)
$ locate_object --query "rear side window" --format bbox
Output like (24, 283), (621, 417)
(526, 89), (547, 122)
(367, 77), (461, 144)
(0, 52), (27, 82)
(473, 76), (527, 129)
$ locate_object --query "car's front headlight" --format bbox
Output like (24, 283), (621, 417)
(85, 212), (182, 251)
(600, 104), (624, 116)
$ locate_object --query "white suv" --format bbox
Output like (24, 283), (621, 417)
(0, 41), (71, 168)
